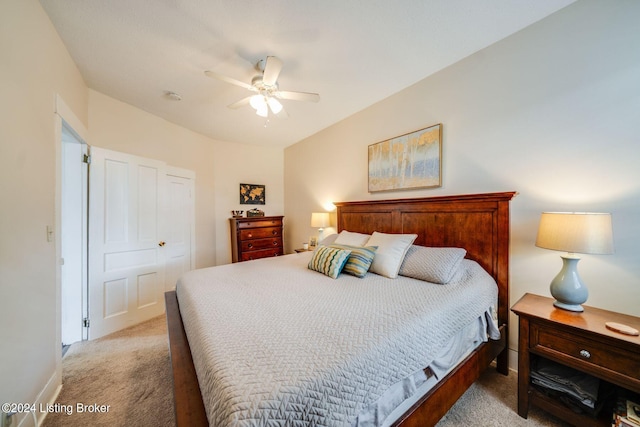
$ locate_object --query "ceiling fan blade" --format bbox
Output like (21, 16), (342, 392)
(227, 96), (252, 109)
(277, 90), (320, 103)
(262, 56), (283, 86)
(205, 70), (253, 91)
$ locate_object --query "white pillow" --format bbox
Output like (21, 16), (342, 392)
(334, 230), (371, 246)
(318, 233), (338, 246)
(366, 232), (417, 278)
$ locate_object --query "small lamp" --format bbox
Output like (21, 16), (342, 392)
(311, 212), (330, 243)
(535, 212), (614, 312)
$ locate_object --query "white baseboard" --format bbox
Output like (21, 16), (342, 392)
(15, 371), (61, 427)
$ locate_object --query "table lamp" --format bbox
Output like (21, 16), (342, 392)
(311, 212), (330, 244)
(535, 212), (614, 312)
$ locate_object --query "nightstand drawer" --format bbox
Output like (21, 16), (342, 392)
(531, 323), (640, 387)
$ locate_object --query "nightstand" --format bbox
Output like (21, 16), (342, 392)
(511, 293), (640, 426)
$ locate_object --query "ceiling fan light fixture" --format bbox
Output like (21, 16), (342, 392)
(267, 97), (283, 114)
(255, 103), (269, 117)
(249, 94), (266, 110)
(205, 56), (319, 119)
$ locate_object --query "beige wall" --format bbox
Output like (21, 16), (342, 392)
(284, 0), (640, 366)
(210, 141), (285, 264)
(88, 90), (284, 267)
(89, 90), (218, 268)
(0, 0), (89, 422)
(0, 1), (284, 421)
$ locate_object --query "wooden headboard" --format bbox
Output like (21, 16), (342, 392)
(334, 191), (516, 327)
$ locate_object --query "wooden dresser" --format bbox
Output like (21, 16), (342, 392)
(229, 216), (284, 262)
(512, 293), (640, 426)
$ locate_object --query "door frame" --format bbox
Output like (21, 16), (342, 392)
(60, 126), (89, 344)
(54, 95), (89, 391)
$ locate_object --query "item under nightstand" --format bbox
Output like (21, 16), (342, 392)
(511, 293), (640, 427)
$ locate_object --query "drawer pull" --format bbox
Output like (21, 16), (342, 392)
(579, 349), (591, 359)
(248, 243), (253, 248)
(273, 240), (278, 245)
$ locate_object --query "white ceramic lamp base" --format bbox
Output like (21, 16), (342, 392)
(550, 254), (587, 312)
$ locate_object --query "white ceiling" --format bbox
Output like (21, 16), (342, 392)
(40, 0), (575, 147)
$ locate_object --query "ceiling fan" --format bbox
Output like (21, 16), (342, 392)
(205, 56), (320, 118)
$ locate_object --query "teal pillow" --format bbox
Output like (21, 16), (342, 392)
(308, 246), (352, 279)
(329, 244), (378, 278)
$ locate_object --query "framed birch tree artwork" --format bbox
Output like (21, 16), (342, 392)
(368, 123), (442, 192)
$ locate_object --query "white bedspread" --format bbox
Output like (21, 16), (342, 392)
(176, 252), (498, 427)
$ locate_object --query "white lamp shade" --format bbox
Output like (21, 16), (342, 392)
(249, 95), (266, 110)
(311, 212), (330, 228)
(536, 212), (614, 255)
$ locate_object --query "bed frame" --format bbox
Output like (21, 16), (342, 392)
(165, 191), (516, 427)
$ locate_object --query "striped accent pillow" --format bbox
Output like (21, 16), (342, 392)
(308, 246), (352, 279)
(329, 244), (378, 278)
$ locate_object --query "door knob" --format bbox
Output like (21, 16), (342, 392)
(159, 241), (166, 247)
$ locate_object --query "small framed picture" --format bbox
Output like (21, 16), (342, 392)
(309, 236), (318, 248)
(239, 183), (266, 205)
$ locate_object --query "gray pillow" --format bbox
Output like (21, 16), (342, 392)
(398, 245), (467, 284)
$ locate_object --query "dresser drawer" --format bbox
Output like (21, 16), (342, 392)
(239, 227), (282, 240)
(531, 322), (640, 390)
(240, 247), (283, 261)
(237, 218), (283, 229)
(241, 237), (282, 251)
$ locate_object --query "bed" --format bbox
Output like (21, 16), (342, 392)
(165, 191), (516, 426)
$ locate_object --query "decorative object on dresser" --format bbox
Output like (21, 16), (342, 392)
(535, 212), (614, 312)
(512, 293), (640, 427)
(231, 210), (243, 218)
(368, 123), (442, 192)
(310, 212), (330, 242)
(239, 183), (266, 205)
(246, 208), (264, 217)
(229, 216), (283, 262)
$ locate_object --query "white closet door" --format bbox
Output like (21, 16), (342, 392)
(165, 170), (195, 292)
(88, 147), (166, 339)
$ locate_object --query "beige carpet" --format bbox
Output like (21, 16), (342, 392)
(44, 315), (570, 427)
(43, 316), (175, 427)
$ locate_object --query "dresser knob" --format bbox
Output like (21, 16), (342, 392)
(273, 240), (278, 245)
(248, 243), (253, 248)
(579, 349), (591, 359)
(247, 233), (252, 238)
